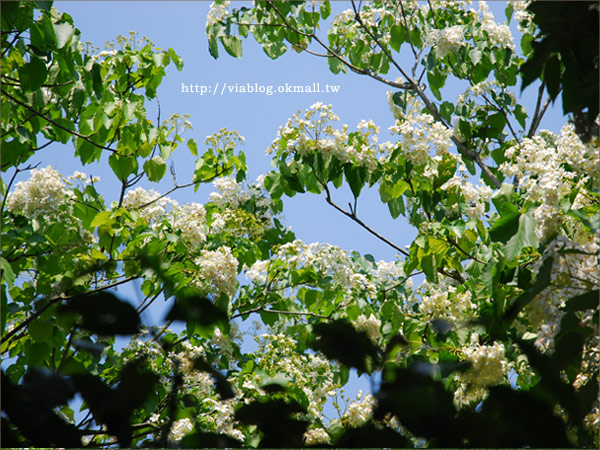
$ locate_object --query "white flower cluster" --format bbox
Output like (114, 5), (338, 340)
(454, 334), (507, 407)
(247, 240), (375, 296)
(244, 333), (340, 419)
(371, 259), (406, 289)
(202, 397), (244, 442)
(353, 313), (382, 343)
(426, 25), (466, 58)
(304, 427), (331, 446)
(525, 236), (599, 353)
(345, 390), (376, 427)
(508, 0), (533, 33)
(206, 1), (230, 28)
(500, 124), (599, 240)
(209, 177), (250, 209)
(123, 187), (207, 251)
(389, 105), (454, 167)
(6, 166), (74, 220)
(269, 102), (391, 172)
(209, 175), (276, 235)
(123, 187), (172, 225)
(169, 418), (193, 442)
(416, 278), (477, 325)
(169, 203), (207, 252)
(477, 1), (515, 50)
(194, 246), (238, 297)
(441, 175), (493, 219)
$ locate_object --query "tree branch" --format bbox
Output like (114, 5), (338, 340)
(1, 89), (118, 154)
(321, 182), (410, 258)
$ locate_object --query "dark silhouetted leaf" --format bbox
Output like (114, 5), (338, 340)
(374, 364), (460, 447)
(59, 292), (140, 336)
(462, 386), (572, 447)
(181, 430), (242, 447)
(166, 292), (228, 330)
(72, 361), (158, 447)
(311, 320), (380, 373)
(236, 398), (308, 448)
(564, 290), (599, 312)
(2, 371), (82, 447)
(336, 423), (411, 448)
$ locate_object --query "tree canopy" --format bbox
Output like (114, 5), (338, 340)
(1, 1), (599, 448)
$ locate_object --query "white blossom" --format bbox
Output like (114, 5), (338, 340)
(169, 418), (193, 442)
(194, 246), (238, 296)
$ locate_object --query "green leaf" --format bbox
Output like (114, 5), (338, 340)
(469, 48), (483, 65)
(564, 290), (599, 312)
(187, 138), (198, 156)
(504, 255), (554, 323)
(168, 47), (184, 70)
(143, 156), (167, 182)
(263, 41), (287, 59)
(390, 25), (406, 52)
(53, 21), (74, 49)
(328, 57), (346, 74)
(208, 33), (219, 58)
(567, 208), (599, 233)
(514, 104), (528, 129)
(29, 320), (53, 342)
(504, 209), (538, 261)
(387, 197), (405, 219)
(489, 199), (520, 243)
(344, 165), (367, 198)
(320, 1), (331, 19)
(264, 171), (284, 199)
(18, 57), (47, 91)
(90, 211), (112, 228)
(220, 35), (242, 58)
(440, 101), (454, 122)
(543, 53), (562, 101)
(108, 154), (138, 180)
(1, 256), (15, 288)
(59, 292), (141, 336)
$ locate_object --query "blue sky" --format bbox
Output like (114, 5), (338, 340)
(17, 0), (567, 417)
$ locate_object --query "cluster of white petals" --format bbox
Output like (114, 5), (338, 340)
(169, 418), (193, 442)
(389, 99), (454, 167)
(243, 333), (340, 419)
(508, 0), (533, 33)
(345, 390), (376, 427)
(194, 246), (239, 297)
(500, 124), (599, 240)
(304, 427), (331, 446)
(269, 102), (390, 172)
(6, 166), (73, 220)
(169, 203), (207, 252)
(123, 187), (173, 225)
(441, 176), (493, 219)
(206, 1), (230, 28)
(416, 278), (477, 324)
(209, 175), (275, 234)
(454, 334), (507, 407)
(426, 25), (466, 58)
(525, 236), (600, 353)
(353, 313), (382, 343)
(478, 1), (515, 50)
(209, 177), (250, 209)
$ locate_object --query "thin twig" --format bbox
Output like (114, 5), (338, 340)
(322, 182), (410, 258)
(1, 89), (118, 153)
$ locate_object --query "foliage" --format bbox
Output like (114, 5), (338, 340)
(2, 1), (599, 448)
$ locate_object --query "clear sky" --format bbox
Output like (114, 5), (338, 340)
(17, 0), (567, 418)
